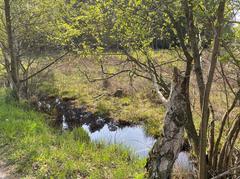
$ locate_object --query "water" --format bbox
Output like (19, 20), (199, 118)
(62, 115), (69, 130)
(82, 124), (155, 157)
(38, 96), (194, 172)
(81, 122), (196, 174)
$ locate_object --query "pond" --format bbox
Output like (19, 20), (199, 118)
(82, 123), (155, 157)
(62, 114), (196, 175)
(79, 118), (196, 176)
(35, 95), (196, 175)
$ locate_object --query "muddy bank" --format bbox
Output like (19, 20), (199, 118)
(31, 94), (137, 132)
(31, 94), (156, 157)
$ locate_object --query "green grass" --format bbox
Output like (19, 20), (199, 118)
(0, 89), (145, 178)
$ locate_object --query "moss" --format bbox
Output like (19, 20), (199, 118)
(95, 100), (113, 116)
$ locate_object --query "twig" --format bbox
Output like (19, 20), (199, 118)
(78, 67), (131, 83)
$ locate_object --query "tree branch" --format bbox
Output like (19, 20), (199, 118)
(20, 51), (69, 82)
(199, 1), (226, 178)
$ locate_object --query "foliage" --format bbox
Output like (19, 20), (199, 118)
(1, 0), (64, 54)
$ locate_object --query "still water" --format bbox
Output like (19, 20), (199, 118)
(81, 122), (196, 175)
(82, 124), (155, 157)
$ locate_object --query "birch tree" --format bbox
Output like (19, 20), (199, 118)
(37, 0), (240, 177)
(0, 0), (65, 99)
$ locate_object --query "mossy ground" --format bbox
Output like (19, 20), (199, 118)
(0, 89), (145, 178)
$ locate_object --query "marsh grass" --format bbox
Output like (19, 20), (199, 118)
(38, 52), (170, 136)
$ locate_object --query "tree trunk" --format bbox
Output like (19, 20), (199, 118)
(199, 1), (226, 178)
(4, 0), (20, 100)
(167, 8), (200, 157)
(146, 68), (189, 178)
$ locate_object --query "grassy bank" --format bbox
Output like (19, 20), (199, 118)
(0, 89), (145, 178)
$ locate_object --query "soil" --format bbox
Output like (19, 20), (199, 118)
(0, 160), (16, 179)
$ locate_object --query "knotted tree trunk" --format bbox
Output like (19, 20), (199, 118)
(146, 68), (188, 179)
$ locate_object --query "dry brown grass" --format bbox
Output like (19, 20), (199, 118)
(36, 50), (239, 141)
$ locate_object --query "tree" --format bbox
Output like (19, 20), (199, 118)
(3, 0), (20, 100)
(0, 0), (66, 100)
(35, 0), (240, 177)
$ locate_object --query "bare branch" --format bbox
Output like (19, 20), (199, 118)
(212, 90), (240, 169)
(227, 20), (240, 24)
(20, 51), (69, 82)
(217, 115), (240, 173)
(78, 67), (131, 83)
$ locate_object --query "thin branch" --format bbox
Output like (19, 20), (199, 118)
(20, 51), (69, 82)
(227, 20), (240, 24)
(79, 67), (131, 83)
(211, 165), (240, 179)
(212, 90), (240, 169)
(218, 115), (240, 171)
(222, 41), (240, 70)
(216, 63), (236, 95)
(151, 72), (168, 106)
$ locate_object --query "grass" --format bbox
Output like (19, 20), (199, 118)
(36, 49), (240, 144)
(0, 89), (145, 178)
(37, 51), (172, 136)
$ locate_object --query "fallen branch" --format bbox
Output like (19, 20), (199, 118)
(78, 67), (131, 83)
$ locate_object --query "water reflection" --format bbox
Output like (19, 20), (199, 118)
(82, 124), (155, 157)
(35, 95), (195, 174)
(82, 123), (196, 175)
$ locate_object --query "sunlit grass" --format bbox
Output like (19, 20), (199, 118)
(38, 52), (172, 136)
(0, 89), (145, 178)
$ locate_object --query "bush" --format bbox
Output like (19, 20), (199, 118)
(4, 88), (18, 103)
